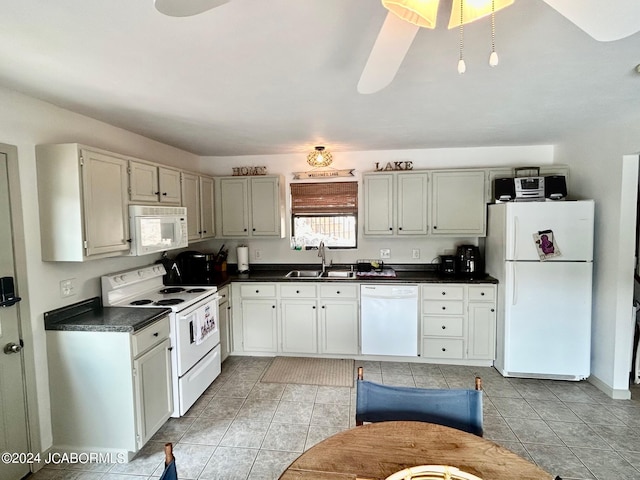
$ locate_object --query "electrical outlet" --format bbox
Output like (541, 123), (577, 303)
(380, 248), (391, 259)
(60, 278), (76, 298)
(412, 248), (420, 259)
(255, 248), (262, 260)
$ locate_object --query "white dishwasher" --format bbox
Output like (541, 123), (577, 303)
(360, 284), (419, 356)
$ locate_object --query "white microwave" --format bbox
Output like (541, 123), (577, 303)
(129, 205), (188, 256)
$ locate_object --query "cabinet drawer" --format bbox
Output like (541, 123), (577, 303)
(217, 285), (230, 304)
(422, 285), (464, 300)
(320, 284), (358, 299)
(468, 285), (495, 302)
(132, 316), (170, 357)
(422, 300), (464, 315)
(240, 283), (277, 298)
(280, 284), (317, 298)
(423, 316), (464, 337)
(422, 338), (464, 359)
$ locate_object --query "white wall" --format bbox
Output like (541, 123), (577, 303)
(199, 146), (555, 267)
(0, 86), (201, 454)
(554, 124), (640, 398)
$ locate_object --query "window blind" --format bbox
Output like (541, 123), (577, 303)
(291, 182), (358, 215)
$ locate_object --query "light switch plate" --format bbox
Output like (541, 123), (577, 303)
(412, 248), (420, 259)
(60, 278), (76, 298)
(380, 248), (391, 259)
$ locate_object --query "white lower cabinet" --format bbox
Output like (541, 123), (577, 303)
(218, 286), (231, 361)
(237, 283), (278, 352)
(421, 284), (496, 362)
(232, 282), (359, 356)
(319, 300), (359, 355)
(46, 317), (173, 458)
(281, 300), (318, 353)
(230, 280), (494, 363)
(318, 284), (359, 355)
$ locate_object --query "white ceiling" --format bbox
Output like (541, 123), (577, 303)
(1, 0), (639, 156)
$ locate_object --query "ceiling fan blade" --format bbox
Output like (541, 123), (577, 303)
(542, 0), (640, 42)
(154, 0), (229, 17)
(358, 12), (420, 95)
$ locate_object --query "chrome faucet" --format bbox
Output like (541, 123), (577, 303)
(318, 241), (327, 273)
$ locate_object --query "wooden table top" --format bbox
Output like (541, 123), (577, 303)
(280, 421), (554, 480)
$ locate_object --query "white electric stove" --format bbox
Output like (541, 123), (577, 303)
(102, 264), (221, 417)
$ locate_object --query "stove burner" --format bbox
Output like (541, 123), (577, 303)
(187, 288), (207, 293)
(130, 299), (153, 306)
(155, 298), (185, 306)
(159, 287), (185, 294)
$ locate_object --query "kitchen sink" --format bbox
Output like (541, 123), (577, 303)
(322, 270), (357, 279)
(284, 270), (323, 279)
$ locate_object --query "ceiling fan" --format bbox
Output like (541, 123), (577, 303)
(154, 0), (640, 92)
(358, 0), (640, 94)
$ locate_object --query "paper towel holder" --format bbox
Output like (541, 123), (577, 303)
(237, 245), (250, 273)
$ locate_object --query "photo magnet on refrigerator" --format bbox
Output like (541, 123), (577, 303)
(533, 230), (561, 261)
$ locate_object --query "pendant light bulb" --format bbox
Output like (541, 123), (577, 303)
(458, 59), (466, 74)
(489, 51), (499, 67)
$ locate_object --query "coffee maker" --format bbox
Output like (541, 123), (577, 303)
(176, 251), (216, 284)
(455, 245), (484, 278)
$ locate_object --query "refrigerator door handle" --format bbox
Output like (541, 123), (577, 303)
(513, 215), (519, 260)
(512, 262), (518, 306)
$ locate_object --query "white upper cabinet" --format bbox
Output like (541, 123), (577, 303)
(363, 172), (428, 236)
(430, 170), (487, 236)
(129, 160), (181, 205)
(219, 176), (285, 238)
(181, 172), (201, 242)
(181, 172), (216, 242)
(36, 144), (130, 261)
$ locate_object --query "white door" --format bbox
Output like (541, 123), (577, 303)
(505, 201), (595, 261)
(503, 261), (592, 378)
(0, 151), (30, 480)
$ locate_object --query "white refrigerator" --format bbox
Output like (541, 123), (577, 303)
(485, 200), (594, 380)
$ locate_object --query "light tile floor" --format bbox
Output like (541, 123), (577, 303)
(32, 356), (640, 480)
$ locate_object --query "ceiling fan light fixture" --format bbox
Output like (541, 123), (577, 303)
(447, 0), (513, 28)
(307, 146), (333, 168)
(382, 0), (440, 29)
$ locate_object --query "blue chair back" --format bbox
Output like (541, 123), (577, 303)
(355, 370), (483, 436)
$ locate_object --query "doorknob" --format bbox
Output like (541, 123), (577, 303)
(4, 342), (22, 354)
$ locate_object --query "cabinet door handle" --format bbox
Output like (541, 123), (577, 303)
(296, 290), (300, 294)
(389, 227), (393, 231)
(398, 227), (403, 230)
(481, 292), (485, 296)
(244, 228), (248, 232)
(442, 291), (446, 295)
(441, 325), (446, 329)
(434, 226), (438, 229)
(336, 291), (341, 295)
(252, 228), (256, 232)
(442, 347), (446, 352)
(442, 306), (446, 310)
(322, 305), (325, 309)
(154, 191), (160, 195)
(153, 332), (159, 337)
(255, 290), (259, 293)
(491, 308), (495, 312)
(203, 230), (207, 234)
(162, 192), (168, 196)
(312, 306), (316, 309)
(272, 305), (275, 309)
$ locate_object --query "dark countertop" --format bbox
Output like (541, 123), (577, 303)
(179, 264), (498, 288)
(44, 297), (171, 333)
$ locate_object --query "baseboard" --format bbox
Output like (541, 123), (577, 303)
(588, 374), (631, 400)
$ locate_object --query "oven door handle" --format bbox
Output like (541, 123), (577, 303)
(189, 320), (195, 344)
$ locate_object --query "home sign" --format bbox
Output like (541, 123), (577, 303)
(232, 166), (267, 176)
